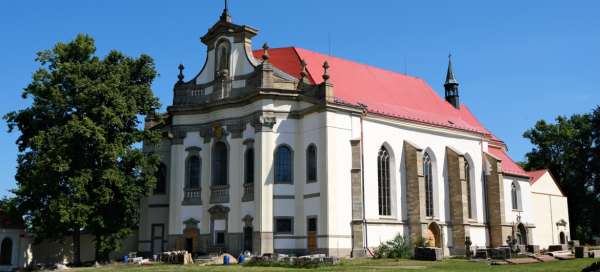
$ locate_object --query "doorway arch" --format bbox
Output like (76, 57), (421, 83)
(515, 224), (527, 245)
(426, 222), (442, 248)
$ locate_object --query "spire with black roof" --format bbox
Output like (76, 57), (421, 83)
(444, 54), (460, 109)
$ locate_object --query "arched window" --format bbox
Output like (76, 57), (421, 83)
(212, 142), (228, 186)
(511, 182), (519, 210)
(274, 145), (293, 184)
(465, 160), (473, 218)
(306, 144), (317, 183)
(378, 146), (391, 216)
(244, 148), (254, 184)
(154, 163), (167, 194)
(423, 152), (434, 217)
(0, 238), (12, 265)
(482, 171), (489, 222)
(187, 155), (201, 189)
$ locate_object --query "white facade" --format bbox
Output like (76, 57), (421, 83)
(530, 171), (570, 249)
(138, 8), (567, 257)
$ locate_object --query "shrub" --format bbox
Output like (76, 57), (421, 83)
(582, 261), (600, 272)
(373, 233), (412, 259)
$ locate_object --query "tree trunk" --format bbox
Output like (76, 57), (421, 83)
(73, 228), (81, 266)
(94, 234), (111, 263)
(94, 233), (100, 263)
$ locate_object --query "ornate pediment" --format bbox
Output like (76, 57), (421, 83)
(208, 204), (230, 216)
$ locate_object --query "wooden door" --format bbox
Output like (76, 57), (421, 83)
(307, 217), (317, 254)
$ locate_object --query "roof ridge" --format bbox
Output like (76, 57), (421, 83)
(291, 46), (420, 81)
(289, 47), (316, 84)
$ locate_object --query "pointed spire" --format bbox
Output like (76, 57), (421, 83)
(220, 0), (232, 22)
(322, 61), (330, 82)
(261, 42), (270, 61)
(445, 54), (458, 85)
(444, 54), (460, 109)
(177, 63), (185, 83)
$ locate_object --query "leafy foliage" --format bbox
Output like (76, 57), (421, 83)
(373, 233), (412, 259)
(522, 106), (600, 242)
(4, 34), (161, 263)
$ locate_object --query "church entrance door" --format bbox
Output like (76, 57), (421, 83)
(243, 226), (253, 253)
(307, 217), (317, 254)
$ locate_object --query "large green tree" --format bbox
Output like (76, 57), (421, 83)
(523, 106), (600, 242)
(5, 34), (161, 264)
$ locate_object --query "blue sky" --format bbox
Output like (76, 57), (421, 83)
(0, 1), (598, 196)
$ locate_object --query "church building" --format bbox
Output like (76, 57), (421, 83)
(139, 5), (570, 257)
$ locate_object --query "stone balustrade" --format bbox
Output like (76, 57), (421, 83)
(182, 188), (202, 205)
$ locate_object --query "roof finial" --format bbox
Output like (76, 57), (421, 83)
(322, 61), (330, 82)
(300, 59), (308, 80)
(177, 63), (185, 83)
(262, 42), (270, 61)
(220, 0), (232, 22)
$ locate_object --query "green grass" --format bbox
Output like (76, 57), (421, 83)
(70, 258), (599, 272)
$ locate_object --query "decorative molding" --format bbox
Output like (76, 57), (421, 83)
(242, 215), (253, 227)
(242, 138), (255, 146)
(208, 204), (230, 217)
(171, 129), (186, 145)
(303, 193), (320, 199)
(185, 146), (202, 153)
(251, 116), (276, 132)
(183, 218), (200, 228)
(226, 122), (245, 138)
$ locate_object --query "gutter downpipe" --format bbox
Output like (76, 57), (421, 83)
(481, 135), (493, 247)
(359, 105), (372, 256)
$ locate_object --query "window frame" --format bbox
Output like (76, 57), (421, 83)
(423, 152), (434, 218)
(154, 162), (168, 195)
(212, 141), (229, 186)
(377, 146), (392, 216)
(274, 145), (294, 184)
(244, 148), (254, 184)
(465, 160), (473, 219)
(274, 216), (294, 235)
(186, 155), (201, 189)
(306, 144), (317, 183)
(511, 181), (520, 211)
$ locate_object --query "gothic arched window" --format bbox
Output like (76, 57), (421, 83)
(0, 238), (12, 265)
(306, 144), (317, 183)
(212, 142), (228, 186)
(244, 148), (254, 184)
(378, 146), (391, 216)
(424, 152), (434, 217)
(465, 160), (473, 218)
(275, 145), (293, 184)
(187, 155), (201, 189)
(511, 182), (519, 210)
(154, 163), (167, 194)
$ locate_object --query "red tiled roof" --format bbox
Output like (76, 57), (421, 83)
(527, 169), (548, 184)
(488, 146), (530, 178)
(253, 47), (490, 134)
